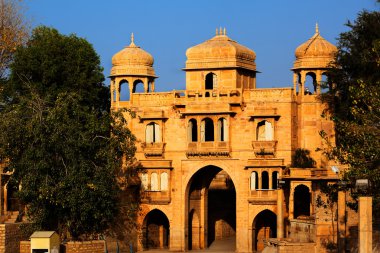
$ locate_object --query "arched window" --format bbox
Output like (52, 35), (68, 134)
(188, 119), (197, 142)
(272, 171), (279, 189)
(294, 184), (311, 218)
(119, 80), (130, 101)
(133, 79), (145, 93)
(304, 72), (316, 94)
(200, 118), (214, 142)
(261, 171), (269, 189)
(160, 172), (168, 191)
(146, 123), (161, 143)
(205, 73), (217, 90)
(256, 120), (273, 141)
(151, 173), (159, 191)
(217, 118), (228, 142)
(141, 173), (149, 190)
(250, 171), (258, 190)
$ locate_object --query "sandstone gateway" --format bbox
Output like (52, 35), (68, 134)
(108, 26), (358, 252)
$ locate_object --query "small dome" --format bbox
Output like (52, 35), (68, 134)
(185, 29), (256, 71)
(111, 34), (156, 77)
(293, 24), (337, 69)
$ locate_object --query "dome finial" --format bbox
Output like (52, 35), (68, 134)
(223, 27), (226, 35)
(219, 27), (222, 35)
(315, 23), (319, 34)
(129, 33), (137, 47)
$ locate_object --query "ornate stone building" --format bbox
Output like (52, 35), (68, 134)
(109, 26), (353, 253)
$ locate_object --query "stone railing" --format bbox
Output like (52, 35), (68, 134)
(141, 190), (171, 204)
(248, 190), (278, 204)
(186, 141), (230, 158)
(252, 140), (277, 155)
(174, 89), (242, 105)
(141, 142), (166, 158)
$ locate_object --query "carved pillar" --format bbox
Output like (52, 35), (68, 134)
(115, 79), (120, 102)
(293, 72), (298, 96)
(277, 188), (284, 238)
(151, 80), (155, 92)
(300, 71), (306, 97)
(144, 77), (149, 93)
(289, 184), (294, 219)
(315, 70), (322, 95)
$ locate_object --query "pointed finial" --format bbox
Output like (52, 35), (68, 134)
(129, 33), (137, 47)
(223, 27), (226, 35)
(315, 23), (319, 34)
(219, 27), (222, 35)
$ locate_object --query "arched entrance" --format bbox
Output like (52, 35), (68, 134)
(142, 209), (169, 250)
(294, 184), (310, 218)
(186, 166), (236, 251)
(252, 210), (276, 252)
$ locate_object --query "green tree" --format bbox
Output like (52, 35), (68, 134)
(322, 10), (380, 207)
(0, 26), (137, 239)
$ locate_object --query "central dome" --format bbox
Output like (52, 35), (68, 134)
(185, 29), (256, 71)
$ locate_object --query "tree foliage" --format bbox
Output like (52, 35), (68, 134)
(291, 148), (316, 168)
(0, 26), (137, 239)
(0, 0), (29, 79)
(322, 10), (380, 207)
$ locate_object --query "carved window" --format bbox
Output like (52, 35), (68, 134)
(250, 171), (258, 190)
(217, 118), (228, 142)
(188, 119), (198, 142)
(146, 122), (161, 143)
(272, 171), (279, 189)
(205, 72), (217, 90)
(201, 118), (214, 142)
(141, 173), (149, 190)
(256, 120), (273, 141)
(160, 172), (169, 191)
(150, 172), (159, 191)
(261, 171), (269, 189)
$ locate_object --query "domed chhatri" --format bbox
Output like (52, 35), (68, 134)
(293, 24), (337, 70)
(111, 33), (156, 77)
(185, 28), (256, 71)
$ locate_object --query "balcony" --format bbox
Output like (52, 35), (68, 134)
(141, 190), (171, 204)
(186, 141), (230, 158)
(252, 140), (277, 156)
(248, 189), (278, 205)
(142, 142), (166, 158)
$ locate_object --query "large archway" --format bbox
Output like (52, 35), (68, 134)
(252, 210), (277, 252)
(142, 209), (170, 250)
(186, 165), (236, 251)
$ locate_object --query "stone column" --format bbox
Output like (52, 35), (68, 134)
(115, 79), (120, 102)
(359, 196), (372, 253)
(293, 72), (298, 96)
(277, 188), (284, 238)
(338, 191), (346, 253)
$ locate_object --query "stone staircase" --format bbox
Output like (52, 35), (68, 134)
(0, 211), (19, 223)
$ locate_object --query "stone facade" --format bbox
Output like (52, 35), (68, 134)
(0, 223), (27, 253)
(65, 241), (105, 253)
(19, 241), (30, 253)
(109, 26), (358, 253)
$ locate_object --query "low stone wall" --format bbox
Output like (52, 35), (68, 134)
(289, 218), (316, 243)
(264, 239), (316, 253)
(0, 223), (27, 253)
(19, 241), (30, 253)
(65, 240), (105, 253)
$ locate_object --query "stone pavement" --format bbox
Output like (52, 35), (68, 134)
(139, 237), (236, 252)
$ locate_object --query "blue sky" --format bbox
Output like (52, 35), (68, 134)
(26, 0), (378, 91)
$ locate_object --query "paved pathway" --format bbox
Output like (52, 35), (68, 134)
(139, 237), (236, 253)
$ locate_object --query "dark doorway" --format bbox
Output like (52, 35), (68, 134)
(143, 209), (170, 249)
(252, 210), (276, 252)
(294, 184), (310, 218)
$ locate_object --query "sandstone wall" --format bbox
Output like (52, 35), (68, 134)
(0, 223), (27, 253)
(19, 241), (30, 253)
(65, 240), (105, 253)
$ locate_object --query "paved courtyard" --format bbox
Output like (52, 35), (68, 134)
(139, 237), (236, 253)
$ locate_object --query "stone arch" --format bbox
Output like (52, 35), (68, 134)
(294, 184), (311, 218)
(188, 118), (198, 142)
(142, 209), (170, 250)
(200, 118), (214, 142)
(252, 209), (277, 252)
(304, 72), (317, 94)
(133, 79), (145, 93)
(119, 79), (130, 101)
(205, 72), (217, 90)
(185, 165), (236, 251)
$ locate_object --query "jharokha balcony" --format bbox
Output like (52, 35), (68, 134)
(186, 141), (230, 158)
(252, 140), (278, 157)
(141, 142), (166, 158)
(141, 190), (171, 204)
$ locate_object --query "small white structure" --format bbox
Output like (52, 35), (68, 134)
(30, 231), (60, 253)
